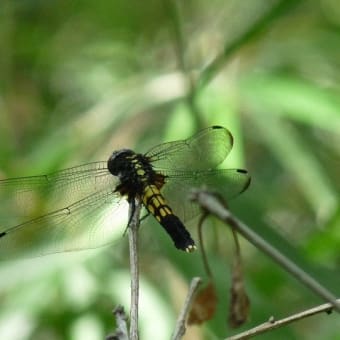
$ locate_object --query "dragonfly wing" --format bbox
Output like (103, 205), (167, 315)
(160, 169), (251, 223)
(0, 189), (128, 259)
(0, 162), (116, 223)
(146, 126), (233, 171)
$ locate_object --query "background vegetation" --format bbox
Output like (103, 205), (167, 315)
(0, 0), (339, 339)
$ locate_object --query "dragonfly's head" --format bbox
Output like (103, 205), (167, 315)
(107, 149), (135, 177)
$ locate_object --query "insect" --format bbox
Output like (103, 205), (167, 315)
(0, 126), (250, 259)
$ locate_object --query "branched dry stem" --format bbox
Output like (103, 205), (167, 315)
(191, 190), (340, 314)
(225, 299), (339, 340)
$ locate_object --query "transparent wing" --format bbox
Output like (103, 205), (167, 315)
(0, 189), (129, 259)
(0, 162), (116, 223)
(0, 162), (128, 259)
(146, 126), (233, 171)
(160, 168), (251, 223)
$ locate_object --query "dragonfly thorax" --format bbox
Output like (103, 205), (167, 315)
(107, 149), (156, 197)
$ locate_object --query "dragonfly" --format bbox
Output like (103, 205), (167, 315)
(0, 126), (250, 259)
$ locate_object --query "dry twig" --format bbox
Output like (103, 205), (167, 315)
(171, 277), (202, 340)
(191, 190), (340, 313)
(225, 299), (339, 339)
(128, 199), (142, 340)
(106, 306), (129, 340)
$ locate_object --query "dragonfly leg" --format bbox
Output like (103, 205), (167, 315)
(139, 211), (150, 223)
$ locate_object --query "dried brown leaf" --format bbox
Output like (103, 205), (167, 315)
(228, 248), (250, 328)
(188, 281), (217, 325)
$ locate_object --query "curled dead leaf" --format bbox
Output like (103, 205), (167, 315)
(188, 281), (217, 325)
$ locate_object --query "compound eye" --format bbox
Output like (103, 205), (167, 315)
(107, 153), (121, 176)
(107, 149), (132, 176)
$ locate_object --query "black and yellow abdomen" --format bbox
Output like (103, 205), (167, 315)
(142, 184), (195, 252)
(142, 184), (171, 222)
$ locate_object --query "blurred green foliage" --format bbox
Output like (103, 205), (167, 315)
(0, 0), (340, 339)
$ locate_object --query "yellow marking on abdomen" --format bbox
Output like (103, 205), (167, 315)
(142, 185), (174, 220)
(164, 206), (171, 214)
(148, 205), (155, 215)
(153, 199), (160, 208)
(159, 208), (167, 217)
(157, 195), (165, 205)
(143, 186), (154, 202)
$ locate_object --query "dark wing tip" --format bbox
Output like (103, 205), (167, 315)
(0, 231), (6, 238)
(210, 125), (234, 149)
(237, 169), (251, 193)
